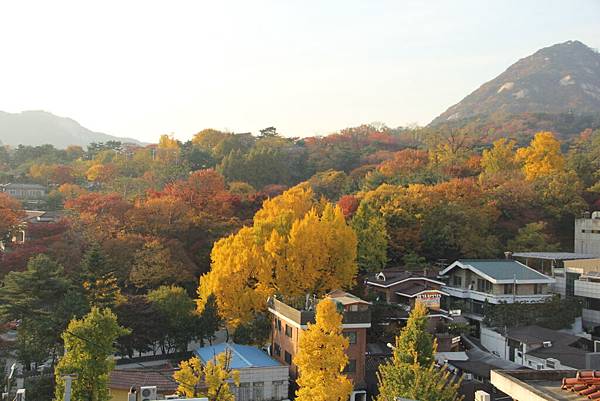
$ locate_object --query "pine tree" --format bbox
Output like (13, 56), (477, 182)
(376, 302), (462, 401)
(80, 244), (121, 309)
(0, 255), (87, 367)
(54, 308), (129, 401)
(295, 298), (353, 401)
(351, 201), (388, 272)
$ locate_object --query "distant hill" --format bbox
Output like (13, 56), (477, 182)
(431, 40), (600, 127)
(0, 110), (144, 148)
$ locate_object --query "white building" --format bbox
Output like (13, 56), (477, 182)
(480, 325), (600, 371)
(575, 212), (600, 255)
(196, 343), (289, 401)
(439, 259), (555, 319)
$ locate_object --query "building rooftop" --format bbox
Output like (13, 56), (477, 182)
(195, 343), (282, 369)
(441, 259), (554, 284)
(1, 183), (47, 190)
(513, 252), (599, 261)
(110, 366), (181, 393)
(491, 369), (591, 401)
(505, 325), (593, 370)
(364, 268), (444, 287)
(328, 289), (372, 306)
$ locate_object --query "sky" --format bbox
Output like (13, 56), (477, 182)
(1, 1), (599, 143)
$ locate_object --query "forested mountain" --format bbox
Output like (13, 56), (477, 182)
(431, 40), (600, 128)
(0, 110), (143, 148)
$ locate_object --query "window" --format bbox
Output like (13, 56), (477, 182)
(504, 284), (514, 294)
(344, 331), (357, 344)
(285, 325), (293, 338)
(238, 383), (251, 401)
(284, 351), (292, 364)
(453, 276), (462, 287)
(276, 319), (281, 332)
(344, 359), (357, 373)
(253, 382), (264, 401)
(546, 359), (556, 369)
(534, 284), (542, 294)
(272, 381), (285, 400)
(476, 279), (492, 293)
(274, 342), (281, 356)
(349, 304), (359, 312)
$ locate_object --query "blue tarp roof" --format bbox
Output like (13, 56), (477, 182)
(195, 343), (281, 369)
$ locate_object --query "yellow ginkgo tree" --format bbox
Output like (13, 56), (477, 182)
(173, 351), (240, 401)
(294, 298), (353, 401)
(516, 131), (566, 180)
(197, 186), (358, 328)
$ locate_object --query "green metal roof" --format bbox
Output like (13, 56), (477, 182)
(456, 259), (552, 282)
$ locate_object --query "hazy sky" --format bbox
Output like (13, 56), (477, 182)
(1, 1), (599, 142)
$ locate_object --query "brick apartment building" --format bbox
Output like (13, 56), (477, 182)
(268, 290), (371, 401)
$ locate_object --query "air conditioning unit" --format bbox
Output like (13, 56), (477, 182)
(543, 341), (552, 348)
(474, 390), (491, 401)
(15, 389), (25, 401)
(463, 373), (473, 381)
(140, 386), (157, 401)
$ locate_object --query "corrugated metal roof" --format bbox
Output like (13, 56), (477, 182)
(513, 252), (599, 260)
(195, 343), (282, 369)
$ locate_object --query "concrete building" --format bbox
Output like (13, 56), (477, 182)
(575, 212), (600, 256)
(268, 291), (370, 401)
(196, 343), (290, 401)
(491, 369), (600, 401)
(480, 325), (600, 371)
(440, 259), (555, 320)
(555, 258), (600, 331)
(0, 183), (46, 201)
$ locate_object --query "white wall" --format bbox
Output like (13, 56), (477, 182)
(480, 326), (509, 360)
(236, 366), (290, 401)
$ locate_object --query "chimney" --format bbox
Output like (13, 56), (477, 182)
(504, 251), (513, 260)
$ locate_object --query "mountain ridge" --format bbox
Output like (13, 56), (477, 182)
(0, 110), (144, 149)
(431, 40), (600, 126)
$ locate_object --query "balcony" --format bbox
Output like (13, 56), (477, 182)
(268, 298), (371, 327)
(442, 286), (553, 304)
(575, 280), (600, 300)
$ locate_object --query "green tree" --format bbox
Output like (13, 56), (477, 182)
(0, 255), (87, 367)
(80, 244), (122, 309)
(147, 286), (198, 353)
(54, 308), (129, 401)
(507, 222), (560, 252)
(391, 302), (435, 367)
(351, 201), (388, 272)
(376, 302), (462, 401)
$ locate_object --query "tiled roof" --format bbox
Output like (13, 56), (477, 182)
(109, 367), (181, 393)
(196, 343), (282, 369)
(561, 370), (600, 399)
(441, 259), (554, 283)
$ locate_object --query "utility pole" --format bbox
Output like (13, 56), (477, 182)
(62, 374), (77, 401)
